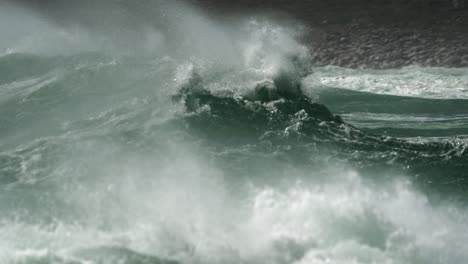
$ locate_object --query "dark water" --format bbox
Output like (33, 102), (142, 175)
(1, 1), (468, 264)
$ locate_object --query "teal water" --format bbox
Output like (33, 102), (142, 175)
(1, 1), (468, 264)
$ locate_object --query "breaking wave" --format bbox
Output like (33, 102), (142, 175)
(1, 1), (468, 264)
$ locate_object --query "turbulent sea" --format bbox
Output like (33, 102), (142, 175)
(1, 1), (468, 264)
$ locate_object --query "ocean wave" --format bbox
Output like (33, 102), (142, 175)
(1, 1), (468, 263)
(304, 66), (468, 100)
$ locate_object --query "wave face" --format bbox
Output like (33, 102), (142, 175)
(1, 1), (468, 264)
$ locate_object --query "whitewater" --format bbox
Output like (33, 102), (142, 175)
(1, 1), (468, 264)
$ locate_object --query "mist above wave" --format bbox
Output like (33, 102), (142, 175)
(1, 0), (310, 79)
(1, 1), (468, 264)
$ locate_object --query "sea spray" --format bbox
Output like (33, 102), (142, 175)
(1, 1), (468, 264)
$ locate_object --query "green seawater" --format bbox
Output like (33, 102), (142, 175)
(1, 2), (468, 263)
(1, 50), (468, 264)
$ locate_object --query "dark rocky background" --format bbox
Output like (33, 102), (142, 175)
(195, 0), (468, 68)
(11, 0), (468, 68)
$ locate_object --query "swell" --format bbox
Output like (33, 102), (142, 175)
(312, 87), (468, 115)
(1, 54), (468, 264)
(174, 74), (468, 200)
(3, 3), (468, 263)
(310, 88), (468, 137)
(0, 53), (59, 85)
(1, 51), (468, 200)
(1, 52), (467, 198)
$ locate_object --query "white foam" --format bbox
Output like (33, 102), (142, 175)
(340, 112), (468, 130)
(2, 164), (468, 264)
(2, 2), (467, 264)
(304, 66), (468, 99)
